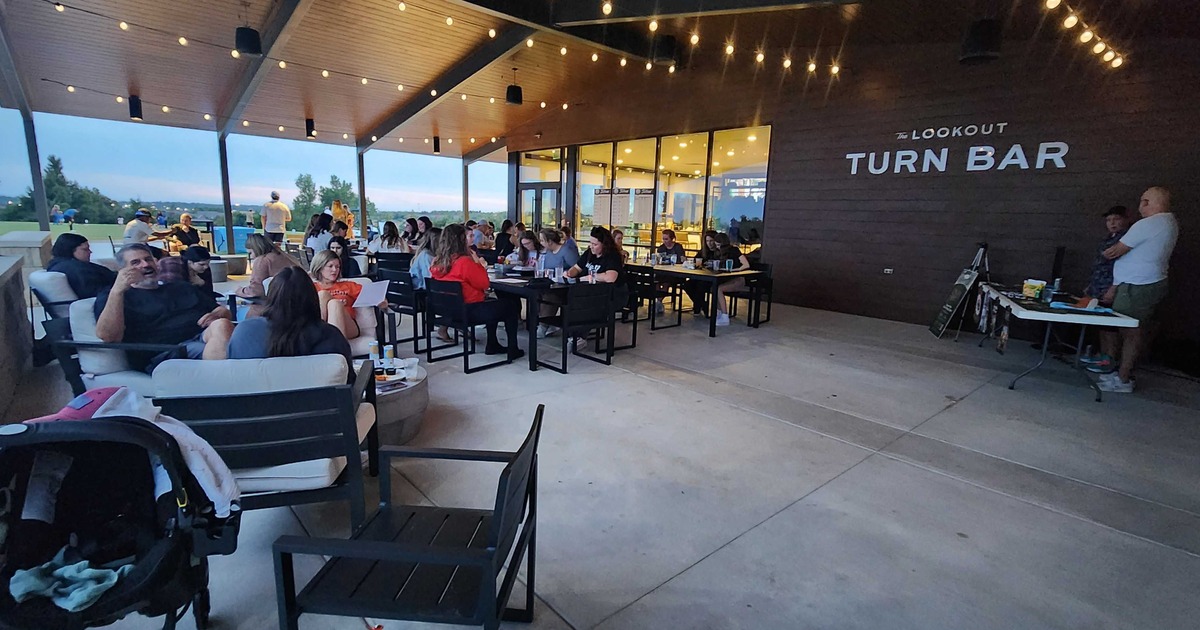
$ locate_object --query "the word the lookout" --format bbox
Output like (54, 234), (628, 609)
(845, 121), (1070, 176)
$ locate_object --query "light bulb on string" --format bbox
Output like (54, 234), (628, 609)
(526, 38), (534, 47)
(591, 52), (598, 62)
(398, 2), (406, 10)
(203, 113), (211, 120)
(361, 77), (368, 85)
(397, 84), (404, 91)
(1045, 0), (1061, 8)
(430, 89), (437, 96)
(1103, 50), (1115, 62)
(115, 96), (124, 103)
(1092, 41), (1106, 54)
(831, 64), (840, 75)
(178, 37), (188, 46)
(1080, 30), (1093, 43)
(119, 21), (128, 30)
(242, 120), (249, 127)
(755, 52), (765, 63)
(321, 69), (329, 77)
(488, 28), (496, 38)
(231, 50), (240, 58)
(807, 61), (817, 72)
(278, 60), (286, 69)
(1063, 14), (1078, 28)
(620, 57), (627, 66)
(343, 133), (349, 139)
(690, 33), (700, 45)
(1111, 56), (1123, 68)
(560, 46), (567, 55)
(783, 57), (792, 69)
(66, 85), (74, 93)
(490, 137), (497, 142)
(725, 44), (735, 56)
(668, 64), (676, 73)
(54, 3), (64, 12)
(445, 17), (453, 26)
(162, 105), (170, 113)
(649, 20), (658, 32)
(602, 1), (612, 16)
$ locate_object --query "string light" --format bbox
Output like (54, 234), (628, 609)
(783, 57), (792, 69)
(277, 125), (285, 132)
(526, 38), (534, 47)
(1080, 30), (1093, 43)
(178, 37), (188, 46)
(602, 1), (612, 16)
(470, 137), (475, 143)
(445, 16), (453, 26)
(54, 3), (64, 12)
(690, 33), (700, 45)
(830, 64), (840, 75)
(361, 77), (368, 85)
(161, 105), (170, 113)
(118, 21), (128, 30)
(755, 51), (765, 63)
(489, 97), (495, 103)
(203, 113), (211, 120)
(560, 46), (567, 55)
(620, 57), (627, 66)
(398, 137), (404, 143)
(1063, 14), (1078, 28)
(66, 85), (74, 92)
(343, 133), (349, 139)
(278, 60), (287, 69)
(562, 103), (569, 109)
(430, 89), (437, 96)
(371, 135), (378, 141)
(491, 137), (497, 142)
(1103, 50), (1115, 62)
(645, 61), (653, 70)
(397, 2), (405, 10)
(649, 20), (658, 32)
(321, 69), (329, 77)
(115, 96), (123, 103)
(591, 52), (598, 62)
(807, 61), (817, 72)
(1111, 56), (1123, 68)
(1045, 0), (1061, 8)
(1092, 41), (1106, 54)
(242, 120), (249, 127)
(231, 50), (240, 58)
(668, 64), (676, 73)
(397, 84), (404, 91)
(725, 44), (735, 56)
(540, 101), (546, 108)
(488, 28), (496, 38)
(461, 93), (467, 100)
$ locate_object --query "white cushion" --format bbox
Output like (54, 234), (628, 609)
(70, 298), (131, 376)
(29, 271), (78, 318)
(81, 371), (156, 397)
(151, 355), (348, 397)
(233, 403), (375, 493)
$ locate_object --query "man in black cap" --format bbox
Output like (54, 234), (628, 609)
(123, 208), (171, 258)
(260, 191), (292, 244)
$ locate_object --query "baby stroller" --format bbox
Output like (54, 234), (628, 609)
(0, 415), (240, 629)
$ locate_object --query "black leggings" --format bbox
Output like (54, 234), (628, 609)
(684, 280), (708, 311)
(466, 295), (520, 352)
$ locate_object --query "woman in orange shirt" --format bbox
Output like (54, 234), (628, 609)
(310, 249), (362, 340)
(430, 223), (523, 359)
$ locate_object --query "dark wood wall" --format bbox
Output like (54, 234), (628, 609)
(763, 39), (1200, 342)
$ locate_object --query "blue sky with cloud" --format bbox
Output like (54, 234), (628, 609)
(0, 108), (506, 214)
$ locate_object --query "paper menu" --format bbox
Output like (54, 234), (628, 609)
(353, 279), (390, 307)
(593, 189), (614, 226)
(610, 188), (630, 226)
(632, 188), (654, 224)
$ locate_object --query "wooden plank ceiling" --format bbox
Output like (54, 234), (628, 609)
(1, 0), (1195, 161)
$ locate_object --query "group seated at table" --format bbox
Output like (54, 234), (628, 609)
(431, 223), (524, 359)
(366, 220), (410, 255)
(683, 232), (751, 326)
(505, 230), (544, 267)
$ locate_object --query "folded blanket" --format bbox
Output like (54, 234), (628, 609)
(10, 546), (134, 612)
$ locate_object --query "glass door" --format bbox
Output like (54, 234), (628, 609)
(518, 183), (561, 231)
(538, 188), (560, 231)
(519, 188), (537, 228)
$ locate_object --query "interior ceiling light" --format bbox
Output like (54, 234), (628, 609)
(489, 96), (495, 103)
(649, 20), (658, 32)
(562, 103), (569, 109)
(506, 67), (523, 105)
(748, 134), (757, 141)
(235, 26), (263, 56)
(671, 155), (679, 160)
(128, 95), (143, 121)
(602, 1), (613, 16)
(624, 147), (632, 153)
(1063, 14), (1078, 28)
(690, 33), (700, 45)
(488, 28), (496, 38)
(119, 21), (129, 30)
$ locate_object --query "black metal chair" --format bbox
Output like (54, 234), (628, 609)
(375, 251), (413, 273)
(273, 404), (543, 630)
(424, 278), (513, 373)
(378, 268), (425, 353)
(728, 262), (774, 327)
(476, 248), (500, 265)
(537, 283), (615, 374)
(154, 361), (379, 532)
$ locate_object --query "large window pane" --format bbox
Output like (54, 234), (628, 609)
(575, 142), (613, 235)
(364, 149), (465, 229)
(611, 137), (656, 257)
(467, 149), (508, 228)
(656, 133), (708, 255)
(708, 126), (770, 257)
(519, 148), (562, 183)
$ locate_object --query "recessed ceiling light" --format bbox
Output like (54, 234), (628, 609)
(616, 159), (624, 164)
(712, 161), (720, 166)
(424, 138), (429, 143)
(671, 155), (679, 160)
(624, 148), (632, 153)
(748, 134), (757, 141)
(727, 150), (735, 156)
(679, 142), (688, 148)
(447, 138), (453, 143)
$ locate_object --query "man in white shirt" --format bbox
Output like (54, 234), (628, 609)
(123, 209), (171, 257)
(260, 191), (292, 244)
(1094, 186), (1179, 393)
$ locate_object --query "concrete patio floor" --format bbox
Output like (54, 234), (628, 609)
(6, 302), (1200, 629)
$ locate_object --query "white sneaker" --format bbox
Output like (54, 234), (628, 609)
(1096, 372), (1134, 393)
(716, 312), (730, 327)
(536, 324), (547, 339)
(545, 325), (560, 337)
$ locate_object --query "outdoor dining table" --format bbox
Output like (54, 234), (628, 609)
(977, 283), (1138, 401)
(489, 274), (567, 372)
(624, 262), (765, 337)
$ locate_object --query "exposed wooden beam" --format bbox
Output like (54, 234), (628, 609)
(0, 10), (49, 229)
(462, 137), (507, 165)
(448, 1), (654, 60)
(218, 0), (316, 137)
(357, 26), (533, 153)
(554, 0), (857, 27)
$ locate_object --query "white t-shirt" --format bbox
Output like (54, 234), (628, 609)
(1113, 212), (1178, 285)
(123, 219), (155, 243)
(261, 200), (292, 233)
(366, 237), (407, 254)
(306, 231), (332, 252)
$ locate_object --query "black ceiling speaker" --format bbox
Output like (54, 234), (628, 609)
(236, 26), (264, 56)
(506, 67), (523, 105)
(128, 95), (143, 121)
(960, 18), (1002, 64)
(305, 118), (316, 139)
(433, 136), (441, 154)
(651, 35), (679, 66)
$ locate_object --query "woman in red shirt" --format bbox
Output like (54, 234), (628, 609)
(310, 249), (362, 340)
(430, 223), (523, 359)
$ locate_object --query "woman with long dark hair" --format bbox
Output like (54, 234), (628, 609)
(495, 219), (516, 258)
(328, 236), (362, 278)
(226, 266), (352, 373)
(305, 213), (334, 252)
(368, 220), (406, 254)
(563, 226), (625, 285)
(399, 218), (420, 250)
(180, 245), (215, 294)
(506, 230), (543, 266)
(46, 233), (116, 298)
(430, 223), (523, 359)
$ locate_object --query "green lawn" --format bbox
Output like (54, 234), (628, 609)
(0, 221), (127, 241)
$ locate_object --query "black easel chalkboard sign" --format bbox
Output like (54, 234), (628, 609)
(930, 268), (979, 338)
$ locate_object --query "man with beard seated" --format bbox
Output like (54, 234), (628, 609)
(94, 243), (234, 373)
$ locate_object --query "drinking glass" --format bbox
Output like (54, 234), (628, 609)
(725, 259), (734, 271)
